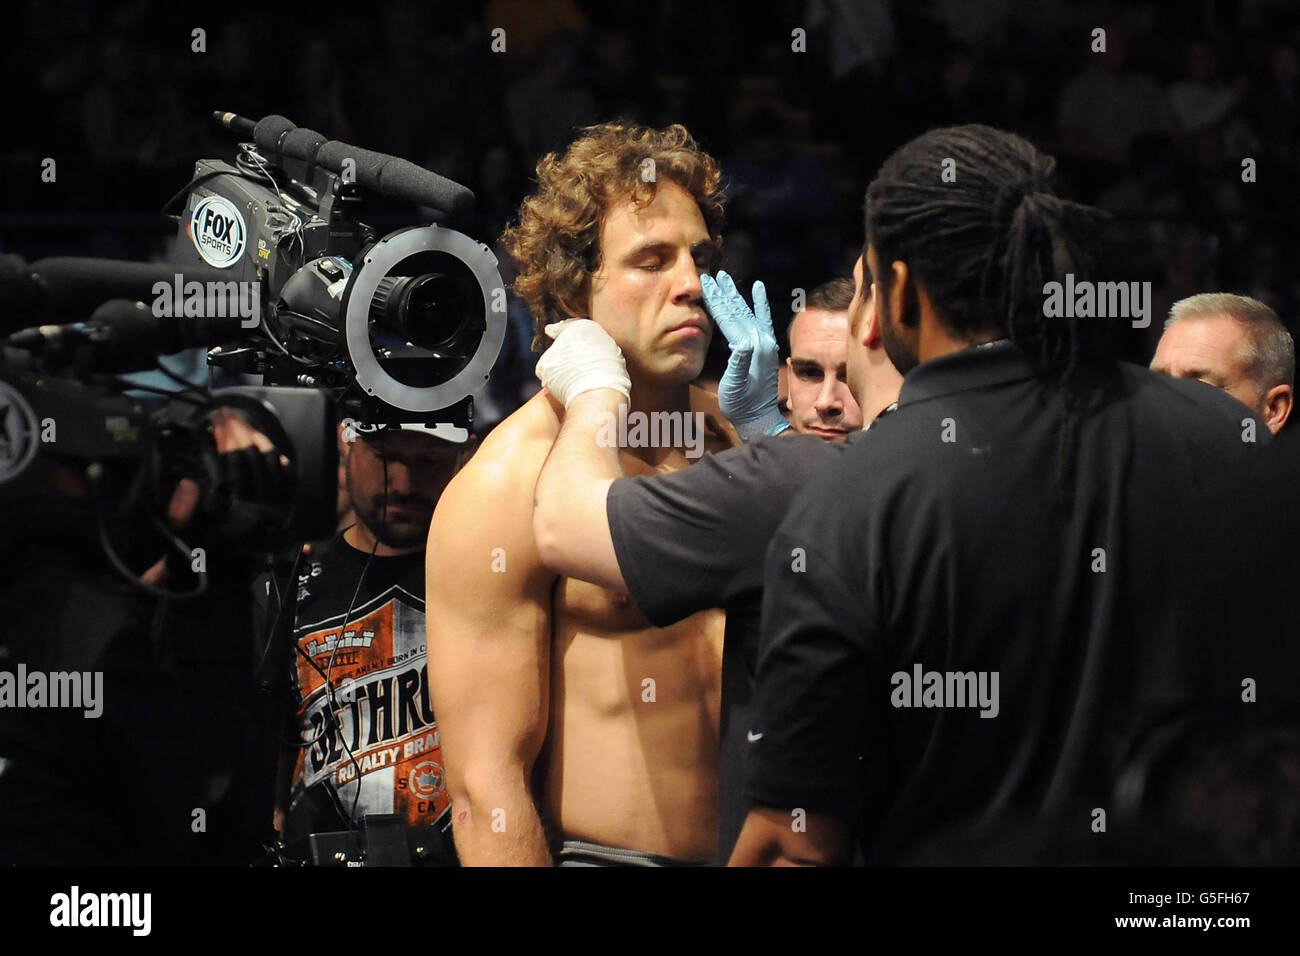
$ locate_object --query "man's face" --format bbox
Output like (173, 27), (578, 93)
(343, 430), (464, 550)
(868, 244), (920, 376)
(1150, 316), (1262, 412)
(585, 179), (717, 385)
(787, 307), (864, 439)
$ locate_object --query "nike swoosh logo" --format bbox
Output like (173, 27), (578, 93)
(747, 731), (764, 742)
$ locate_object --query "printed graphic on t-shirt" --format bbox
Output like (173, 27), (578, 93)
(291, 584), (449, 828)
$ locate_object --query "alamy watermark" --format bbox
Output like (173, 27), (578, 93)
(596, 406), (707, 459)
(50, 886), (151, 936)
(1043, 274), (1151, 329)
(0, 665), (102, 718)
(890, 664), (999, 718)
(151, 274), (261, 328)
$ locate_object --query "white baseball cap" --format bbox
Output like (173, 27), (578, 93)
(346, 420), (470, 444)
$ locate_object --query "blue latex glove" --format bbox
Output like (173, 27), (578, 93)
(702, 270), (789, 439)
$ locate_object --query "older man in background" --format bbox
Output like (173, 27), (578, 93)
(1151, 293), (1294, 434)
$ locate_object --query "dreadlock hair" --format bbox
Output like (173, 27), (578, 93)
(864, 124), (1113, 511)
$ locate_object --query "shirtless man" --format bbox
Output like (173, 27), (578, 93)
(426, 123), (738, 865)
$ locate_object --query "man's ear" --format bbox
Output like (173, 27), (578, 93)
(861, 282), (883, 349)
(337, 424), (352, 459)
(890, 260), (917, 330)
(1262, 384), (1293, 434)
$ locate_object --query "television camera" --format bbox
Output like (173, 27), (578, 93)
(0, 110), (507, 565)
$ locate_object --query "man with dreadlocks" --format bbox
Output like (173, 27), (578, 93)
(730, 124), (1271, 866)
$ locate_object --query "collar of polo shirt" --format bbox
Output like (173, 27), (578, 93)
(896, 338), (1039, 406)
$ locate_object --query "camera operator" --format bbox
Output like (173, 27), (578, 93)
(273, 419), (471, 865)
(0, 406), (293, 865)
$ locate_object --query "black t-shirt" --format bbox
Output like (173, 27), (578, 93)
(1171, 424), (1300, 710)
(744, 340), (1275, 860)
(284, 535), (454, 862)
(608, 430), (858, 860)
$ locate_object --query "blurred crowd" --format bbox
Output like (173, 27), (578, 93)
(8, 0), (1300, 427)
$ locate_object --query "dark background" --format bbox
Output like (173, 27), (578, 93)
(7, 0), (1300, 430)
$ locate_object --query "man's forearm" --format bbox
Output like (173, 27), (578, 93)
(451, 780), (554, 866)
(538, 387), (625, 494)
(533, 388), (627, 591)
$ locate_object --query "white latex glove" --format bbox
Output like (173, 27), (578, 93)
(534, 318), (632, 407)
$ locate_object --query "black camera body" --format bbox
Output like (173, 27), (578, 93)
(0, 346), (337, 553)
(1, 111), (505, 549)
(181, 156), (343, 291)
(173, 125), (506, 437)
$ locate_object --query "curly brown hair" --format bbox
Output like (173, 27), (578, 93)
(499, 122), (725, 351)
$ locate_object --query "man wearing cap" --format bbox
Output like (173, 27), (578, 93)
(276, 419), (471, 863)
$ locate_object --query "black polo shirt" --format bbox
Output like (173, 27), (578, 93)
(608, 429), (862, 861)
(744, 340), (1271, 861)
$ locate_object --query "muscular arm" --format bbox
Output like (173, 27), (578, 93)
(426, 436), (556, 865)
(532, 388), (627, 594)
(537, 385), (833, 629)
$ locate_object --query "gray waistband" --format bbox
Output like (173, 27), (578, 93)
(553, 839), (715, 867)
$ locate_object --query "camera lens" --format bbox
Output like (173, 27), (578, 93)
(370, 273), (475, 352)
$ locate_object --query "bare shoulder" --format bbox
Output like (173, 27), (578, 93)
(428, 392), (560, 586)
(689, 385), (741, 450)
(446, 391), (561, 501)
